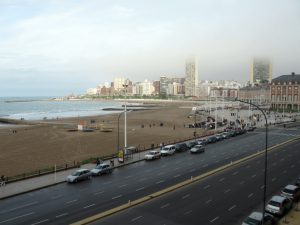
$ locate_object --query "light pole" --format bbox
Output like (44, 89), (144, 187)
(235, 98), (268, 224)
(117, 111), (125, 154)
(122, 82), (129, 155)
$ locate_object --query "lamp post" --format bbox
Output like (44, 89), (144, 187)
(117, 111), (125, 154)
(235, 98), (268, 224)
(122, 82), (129, 155)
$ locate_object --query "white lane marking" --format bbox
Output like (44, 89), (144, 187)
(174, 167), (180, 170)
(158, 172), (165, 176)
(0, 212), (35, 224)
(182, 194), (190, 199)
(94, 191), (104, 195)
(189, 169), (196, 173)
(215, 160), (220, 163)
(173, 174), (181, 178)
(139, 178), (147, 182)
(225, 157), (230, 160)
(66, 199), (78, 204)
(219, 178), (225, 182)
(184, 210), (193, 215)
(51, 195), (63, 199)
(228, 205), (236, 211)
(251, 174), (256, 178)
(280, 158), (285, 162)
(232, 171), (238, 175)
(2, 201), (38, 213)
(291, 164), (295, 168)
(160, 203), (170, 209)
(272, 177), (277, 182)
(31, 219), (49, 225)
(136, 187), (145, 192)
(260, 185), (265, 189)
(210, 216), (219, 223)
(204, 185), (210, 189)
(83, 204), (95, 209)
(156, 180), (164, 184)
(112, 195), (122, 200)
(272, 162), (277, 166)
(131, 216), (143, 222)
(224, 189), (231, 193)
(56, 213), (68, 218)
(125, 175), (132, 179)
(248, 193), (254, 198)
(79, 188), (88, 192)
(145, 169), (153, 173)
(240, 181), (245, 185)
(202, 164), (209, 168)
(246, 165), (251, 169)
(205, 199), (212, 204)
(282, 170), (287, 174)
(119, 184), (128, 188)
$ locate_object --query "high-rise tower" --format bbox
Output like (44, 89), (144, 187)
(184, 56), (198, 96)
(250, 58), (272, 84)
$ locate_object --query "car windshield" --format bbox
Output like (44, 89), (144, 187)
(95, 165), (103, 169)
(244, 217), (260, 225)
(72, 171), (80, 176)
(283, 188), (294, 194)
(269, 200), (281, 207)
(149, 152), (156, 155)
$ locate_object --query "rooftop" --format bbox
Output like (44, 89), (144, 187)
(272, 72), (300, 84)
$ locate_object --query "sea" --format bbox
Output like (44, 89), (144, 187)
(0, 97), (123, 123)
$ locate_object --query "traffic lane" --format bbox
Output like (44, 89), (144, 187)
(93, 139), (300, 225)
(0, 130), (297, 224)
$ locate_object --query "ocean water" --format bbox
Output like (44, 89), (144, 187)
(0, 97), (123, 121)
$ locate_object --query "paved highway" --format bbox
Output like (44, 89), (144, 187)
(0, 127), (299, 225)
(92, 138), (300, 225)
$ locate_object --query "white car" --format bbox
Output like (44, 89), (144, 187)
(66, 169), (91, 183)
(145, 150), (161, 160)
(160, 145), (176, 156)
(190, 144), (205, 154)
(90, 163), (112, 176)
(242, 211), (275, 225)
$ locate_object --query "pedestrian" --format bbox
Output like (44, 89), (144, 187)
(159, 143), (163, 150)
(110, 159), (114, 167)
(96, 158), (101, 165)
(0, 175), (5, 186)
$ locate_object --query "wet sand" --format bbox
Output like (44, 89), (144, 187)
(0, 102), (209, 177)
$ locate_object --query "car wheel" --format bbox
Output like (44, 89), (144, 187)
(74, 179), (78, 183)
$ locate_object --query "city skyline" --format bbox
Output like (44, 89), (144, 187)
(0, 0), (300, 96)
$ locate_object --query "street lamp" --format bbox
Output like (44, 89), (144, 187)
(123, 82), (129, 155)
(117, 111), (125, 154)
(235, 98), (268, 224)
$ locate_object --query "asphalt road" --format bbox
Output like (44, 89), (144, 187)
(92, 138), (300, 225)
(0, 127), (299, 225)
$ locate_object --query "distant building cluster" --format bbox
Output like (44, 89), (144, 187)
(85, 57), (300, 111)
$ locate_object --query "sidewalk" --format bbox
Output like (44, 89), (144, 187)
(279, 204), (300, 225)
(0, 149), (150, 200)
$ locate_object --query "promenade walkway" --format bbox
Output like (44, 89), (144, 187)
(0, 149), (150, 200)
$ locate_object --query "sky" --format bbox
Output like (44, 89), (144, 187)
(0, 0), (300, 96)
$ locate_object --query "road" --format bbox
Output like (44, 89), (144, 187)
(93, 137), (300, 225)
(0, 127), (299, 225)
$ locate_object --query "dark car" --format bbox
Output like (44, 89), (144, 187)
(215, 134), (223, 141)
(242, 211), (277, 225)
(175, 143), (189, 152)
(207, 136), (218, 143)
(187, 141), (198, 148)
(247, 126), (256, 131)
(295, 177), (300, 187)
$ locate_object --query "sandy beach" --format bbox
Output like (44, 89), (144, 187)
(0, 102), (211, 177)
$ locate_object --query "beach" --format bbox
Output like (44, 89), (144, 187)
(0, 102), (209, 177)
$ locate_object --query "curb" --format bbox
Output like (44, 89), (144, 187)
(71, 137), (300, 225)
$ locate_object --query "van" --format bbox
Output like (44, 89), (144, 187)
(160, 145), (176, 156)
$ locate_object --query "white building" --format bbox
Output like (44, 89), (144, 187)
(114, 77), (126, 91)
(132, 80), (154, 96)
(86, 88), (97, 95)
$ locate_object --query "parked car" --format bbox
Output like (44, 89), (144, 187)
(175, 143), (189, 152)
(190, 144), (205, 154)
(144, 150), (161, 160)
(187, 141), (198, 148)
(215, 134), (223, 141)
(207, 136), (218, 143)
(221, 132), (230, 139)
(247, 126), (256, 131)
(265, 195), (293, 216)
(160, 145), (176, 156)
(197, 138), (208, 145)
(66, 169), (91, 183)
(91, 163), (112, 176)
(242, 211), (276, 225)
(281, 184), (300, 202)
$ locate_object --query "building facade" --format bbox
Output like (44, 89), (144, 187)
(250, 58), (272, 84)
(184, 56), (198, 97)
(270, 72), (300, 111)
(238, 84), (270, 106)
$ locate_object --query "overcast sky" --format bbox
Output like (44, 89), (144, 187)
(0, 0), (300, 96)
